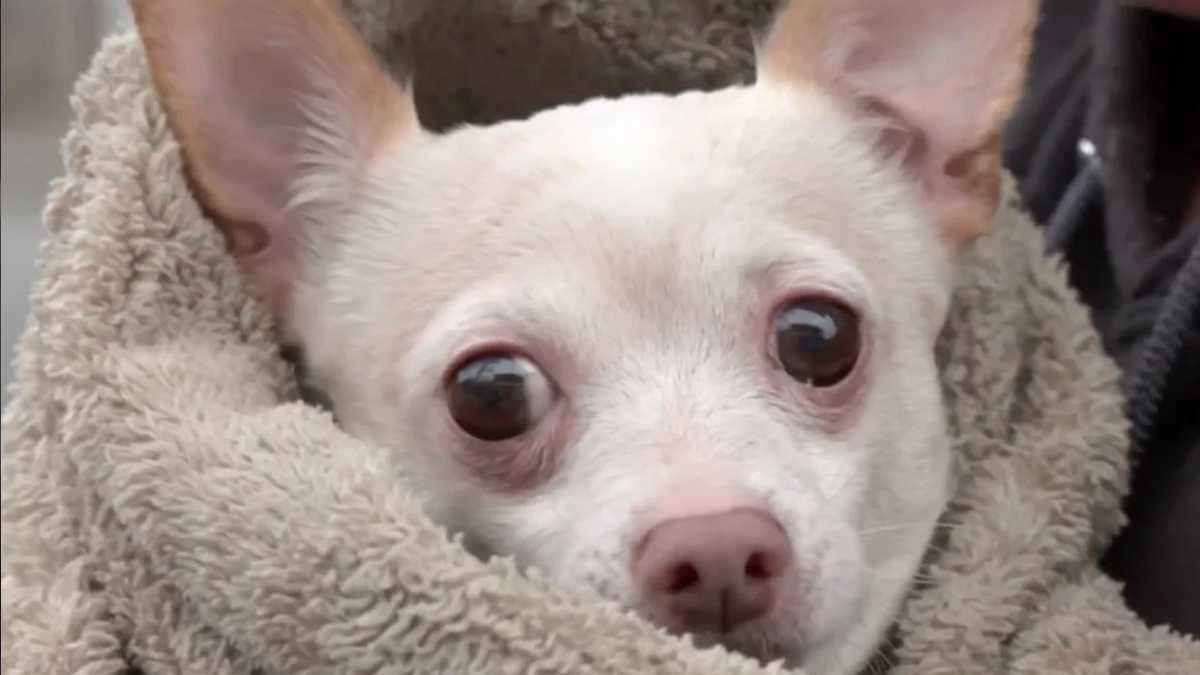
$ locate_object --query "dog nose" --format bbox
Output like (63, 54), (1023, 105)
(634, 509), (792, 634)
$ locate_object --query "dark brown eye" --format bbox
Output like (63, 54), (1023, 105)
(773, 299), (861, 387)
(447, 354), (553, 441)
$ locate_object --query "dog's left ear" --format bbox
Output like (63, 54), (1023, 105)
(757, 0), (1039, 246)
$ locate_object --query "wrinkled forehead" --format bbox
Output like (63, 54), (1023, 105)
(518, 91), (932, 253)
(431, 219), (874, 345)
(364, 85), (953, 340)
(518, 200), (874, 326)
(396, 188), (876, 377)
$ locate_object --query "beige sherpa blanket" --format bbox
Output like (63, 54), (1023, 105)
(3, 2), (1198, 674)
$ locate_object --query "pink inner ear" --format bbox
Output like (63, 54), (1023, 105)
(831, 0), (1033, 158)
(134, 0), (417, 310)
(155, 20), (303, 231)
(855, 96), (925, 172)
(757, 0), (1035, 242)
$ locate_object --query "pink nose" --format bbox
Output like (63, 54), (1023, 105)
(634, 509), (792, 634)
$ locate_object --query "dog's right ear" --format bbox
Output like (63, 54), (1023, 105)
(131, 0), (418, 312)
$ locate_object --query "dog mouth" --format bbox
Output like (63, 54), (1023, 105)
(635, 609), (798, 667)
(693, 629), (799, 667)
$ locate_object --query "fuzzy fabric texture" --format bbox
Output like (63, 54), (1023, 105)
(2, 2), (1198, 674)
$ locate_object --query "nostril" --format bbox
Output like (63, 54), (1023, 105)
(744, 552), (770, 580)
(666, 562), (700, 593)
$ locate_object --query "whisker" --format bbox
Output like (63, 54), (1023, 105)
(855, 522), (924, 537)
(855, 519), (962, 539)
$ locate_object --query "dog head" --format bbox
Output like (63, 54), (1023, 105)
(133, 0), (1035, 670)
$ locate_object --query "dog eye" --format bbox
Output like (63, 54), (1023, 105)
(773, 299), (861, 387)
(446, 354), (553, 441)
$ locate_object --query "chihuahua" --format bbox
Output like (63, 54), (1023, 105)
(131, 0), (1035, 671)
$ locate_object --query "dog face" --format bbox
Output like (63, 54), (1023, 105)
(133, 1), (1035, 671)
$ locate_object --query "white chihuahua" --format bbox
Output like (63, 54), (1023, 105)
(132, 0), (1036, 671)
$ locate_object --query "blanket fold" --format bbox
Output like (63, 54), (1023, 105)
(3, 2), (1198, 674)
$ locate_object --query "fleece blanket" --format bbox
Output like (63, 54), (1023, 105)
(2, 2), (1198, 674)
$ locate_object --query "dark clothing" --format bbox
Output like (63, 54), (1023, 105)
(1004, 1), (1200, 636)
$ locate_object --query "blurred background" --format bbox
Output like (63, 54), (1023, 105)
(1, 1), (130, 407)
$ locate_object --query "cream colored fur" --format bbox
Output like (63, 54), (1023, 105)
(2, 2), (1199, 674)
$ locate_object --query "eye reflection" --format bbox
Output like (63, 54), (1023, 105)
(773, 300), (861, 387)
(447, 354), (552, 441)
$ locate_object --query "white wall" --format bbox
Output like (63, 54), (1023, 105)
(1, 1), (131, 405)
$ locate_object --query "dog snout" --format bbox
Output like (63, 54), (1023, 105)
(633, 508), (793, 634)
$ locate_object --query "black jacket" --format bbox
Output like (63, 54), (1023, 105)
(1004, 0), (1199, 636)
